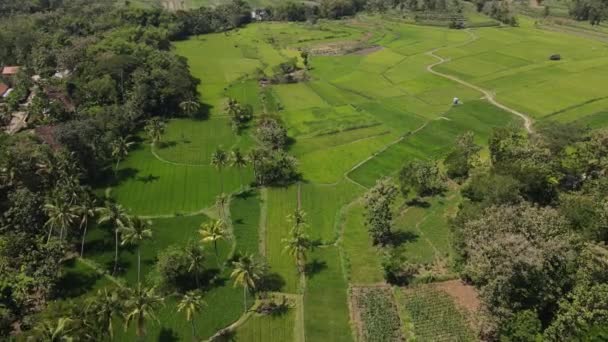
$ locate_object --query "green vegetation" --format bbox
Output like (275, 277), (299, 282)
(352, 287), (403, 342)
(3, 0), (608, 340)
(304, 247), (353, 342)
(396, 286), (475, 341)
(233, 310), (296, 341)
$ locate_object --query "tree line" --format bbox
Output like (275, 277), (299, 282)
(361, 121), (608, 340)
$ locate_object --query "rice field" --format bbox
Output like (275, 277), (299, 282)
(66, 12), (608, 341)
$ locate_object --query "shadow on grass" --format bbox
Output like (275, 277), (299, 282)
(386, 230), (419, 247)
(54, 260), (101, 299)
(305, 259), (327, 279)
(158, 328), (180, 342)
(259, 272), (286, 292)
(406, 198), (431, 208)
(136, 174), (160, 183)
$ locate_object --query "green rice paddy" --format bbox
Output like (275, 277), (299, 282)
(59, 12), (608, 341)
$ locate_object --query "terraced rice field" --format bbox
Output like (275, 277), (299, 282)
(64, 12), (608, 341)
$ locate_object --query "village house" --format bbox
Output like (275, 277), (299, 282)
(250, 8), (269, 21)
(1, 66), (20, 86)
(0, 82), (8, 98)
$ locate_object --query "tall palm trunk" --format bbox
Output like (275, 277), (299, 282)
(137, 247), (141, 284)
(243, 286), (247, 313)
(214, 241), (221, 269)
(80, 220), (88, 257)
(113, 228), (119, 275)
(191, 320), (197, 341)
(115, 158), (121, 175)
(219, 168), (224, 193)
(137, 314), (144, 341)
(47, 226), (54, 243)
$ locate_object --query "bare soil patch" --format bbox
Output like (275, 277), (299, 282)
(432, 279), (480, 313)
(350, 45), (384, 55)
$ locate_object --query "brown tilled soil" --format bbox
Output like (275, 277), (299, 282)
(432, 279), (481, 313)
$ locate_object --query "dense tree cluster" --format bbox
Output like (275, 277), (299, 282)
(570, 0), (608, 25)
(450, 123), (608, 340)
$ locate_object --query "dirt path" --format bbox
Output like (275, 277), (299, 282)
(426, 30), (534, 133)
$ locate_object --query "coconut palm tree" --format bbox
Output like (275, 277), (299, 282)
(74, 193), (97, 257)
(230, 254), (262, 313)
(144, 117), (166, 146)
(230, 148), (248, 190)
(123, 285), (164, 340)
(215, 193), (228, 221)
(287, 209), (307, 231)
(111, 136), (134, 175)
(185, 242), (205, 288)
(34, 317), (73, 342)
(282, 228), (312, 275)
(86, 288), (124, 340)
(199, 220), (228, 268)
(43, 197), (77, 243)
(180, 97), (200, 118)
(211, 147), (229, 193)
(97, 200), (130, 275)
(119, 216), (153, 284)
(177, 290), (206, 341)
(248, 148), (263, 183)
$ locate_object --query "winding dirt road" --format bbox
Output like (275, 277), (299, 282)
(426, 30), (534, 133)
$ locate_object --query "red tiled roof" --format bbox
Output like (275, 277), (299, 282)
(0, 82), (8, 96)
(2, 66), (20, 75)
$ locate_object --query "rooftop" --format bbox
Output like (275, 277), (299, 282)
(0, 82), (8, 96)
(2, 66), (20, 75)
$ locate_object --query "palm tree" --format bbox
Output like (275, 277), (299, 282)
(215, 193), (228, 221)
(119, 216), (153, 284)
(180, 97), (200, 118)
(282, 228), (312, 275)
(230, 254), (262, 313)
(185, 242), (205, 288)
(248, 148), (264, 184)
(177, 291), (206, 341)
(111, 136), (134, 174)
(144, 117), (166, 146)
(199, 220), (228, 268)
(123, 285), (164, 340)
(74, 193), (97, 257)
(86, 288), (124, 340)
(97, 200), (130, 275)
(43, 197), (77, 243)
(34, 317), (73, 342)
(230, 148), (248, 190)
(211, 147), (229, 193)
(287, 209), (307, 231)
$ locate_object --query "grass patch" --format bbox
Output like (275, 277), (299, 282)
(233, 310), (296, 341)
(304, 247), (353, 342)
(342, 202), (385, 284)
(231, 189), (262, 256)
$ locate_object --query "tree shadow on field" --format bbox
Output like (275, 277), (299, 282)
(386, 230), (419, 247)
(305, 259), (327, 279)
(54, 259), (101, 299)
(406, 198), (431, 208)
(157, 328), (180, 342)
(259, 272), (286, 292)
(136, 174), (160, 183)
(158, 141), (178, 149)
(110, 167), (139, 186)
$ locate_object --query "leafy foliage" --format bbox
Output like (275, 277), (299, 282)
(354, 287), (402, 342)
